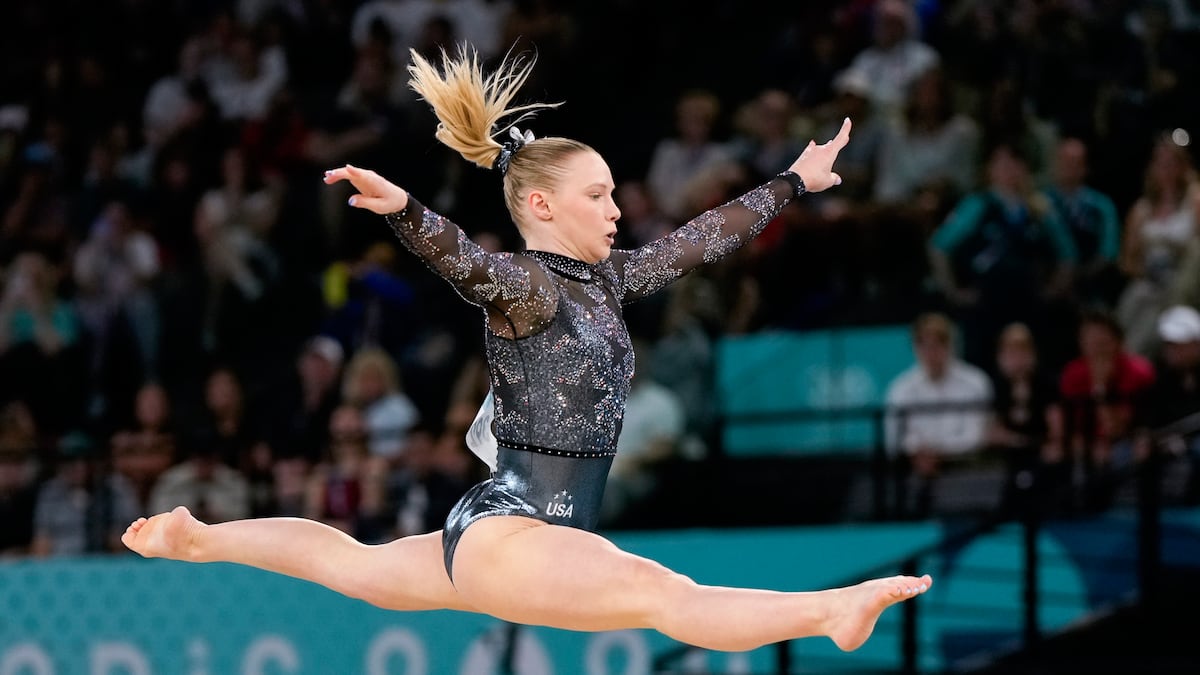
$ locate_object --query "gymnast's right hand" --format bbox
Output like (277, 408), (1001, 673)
(324, 164), (409, 215)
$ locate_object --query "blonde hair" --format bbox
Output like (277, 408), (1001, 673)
(407, 45), (596, 220)
(342, 347), (401, 406)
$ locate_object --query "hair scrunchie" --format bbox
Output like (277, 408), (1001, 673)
(493, 126), (535, 175)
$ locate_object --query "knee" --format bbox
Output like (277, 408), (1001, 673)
(640, 562), (699, 623)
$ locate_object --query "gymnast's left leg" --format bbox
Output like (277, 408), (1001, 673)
(450, 515), (932, 652)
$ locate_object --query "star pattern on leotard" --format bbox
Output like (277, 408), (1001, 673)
(473, 255), (532, 303)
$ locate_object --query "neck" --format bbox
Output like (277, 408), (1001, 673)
(523, 233), (592, 264)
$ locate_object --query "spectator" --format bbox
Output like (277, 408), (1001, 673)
(142, 37), (209, 150)
(815, 68), (886, 206)
(728, 89), (805, 185)
(109, 382), (176, 509)
(1142, 305), (1200, 503)
(207, 30), (289, 122)
(197, 366), (262, 469)
(321, 241), (417, 357)
(392, 423), (476, 538)
(0, 251), (85, 431)
(1116, 135), (1200, 355)
(0, 405), (38, 556)
(613, 181), (672, 249)
(841, 0), (939, 116)
(986, 323), (1059, 515)
(1058, 310), (1156, 509)
(885, 313), (993, 517)
(929, 143), (1078, 367)
(73, 200), (162, 411)
(149, 428), (251, 524)
(305, 404), (387, 539)
(645, 89), (731, 220)
(1042, 138), (1123, 306)
(350, 0), (507, 65)
(269, 335), (345, 463)
(874, 66), (980, 210)
(978, 76), (1059, 183)
(341, 346), (420, 459)
(31, 431), (140, 556)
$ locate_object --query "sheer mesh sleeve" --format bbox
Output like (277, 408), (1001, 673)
(609, 175), (802, 302)
(385, 197), (557, 338)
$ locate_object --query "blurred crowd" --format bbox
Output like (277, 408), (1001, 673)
(2, 0), (1200, 557)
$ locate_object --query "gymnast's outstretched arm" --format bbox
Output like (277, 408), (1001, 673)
(612, 118), (851, 302)
(325, 165), (555, 338)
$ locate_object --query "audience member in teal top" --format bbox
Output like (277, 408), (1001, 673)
(929, 143), (1078, 367)
(1041, 138), (1122, 306)
(0, 251), (84, 432)
(0, 252), (80, 353)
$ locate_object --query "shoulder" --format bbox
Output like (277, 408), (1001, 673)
(1059, 359), (1090, 392)
(886, 365), (924, 400)
(1119, 352), (1156, 386)
(951, 361), (993, 394)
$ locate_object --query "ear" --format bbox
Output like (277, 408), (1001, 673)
(527, 188), (554, 222)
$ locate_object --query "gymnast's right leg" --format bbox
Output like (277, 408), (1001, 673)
(122, 506), (474, 613)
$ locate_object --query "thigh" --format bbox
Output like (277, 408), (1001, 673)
(450, 516), (690, 632)
(356, 531), (476, 613)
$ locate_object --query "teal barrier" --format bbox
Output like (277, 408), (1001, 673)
(716, 328), (913, 455)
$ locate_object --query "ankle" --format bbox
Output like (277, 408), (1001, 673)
(183, 518), (207, 563)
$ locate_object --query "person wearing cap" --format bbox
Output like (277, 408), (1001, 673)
(1143, 305), (1200, 502)
(841, 0), (940, 115)
(122, 45), (931, 654)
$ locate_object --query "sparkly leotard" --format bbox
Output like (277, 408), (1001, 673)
(385, 173), (805, 580)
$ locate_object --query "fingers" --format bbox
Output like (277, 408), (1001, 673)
(347, 194), (392, 214)
(323, 164), (373, 187)
(831, 172), (843, 187)
(832, 117), (852, 149)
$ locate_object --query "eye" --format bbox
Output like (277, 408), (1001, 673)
(590, 194), (603, 200)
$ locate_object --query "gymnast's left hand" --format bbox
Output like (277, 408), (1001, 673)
(787, 117), (852, 193)
(323, 164), (409, 214)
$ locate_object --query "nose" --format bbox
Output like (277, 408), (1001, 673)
(608, 198), (621, 222)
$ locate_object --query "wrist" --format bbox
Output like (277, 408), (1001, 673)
(776, 171), (807, 200)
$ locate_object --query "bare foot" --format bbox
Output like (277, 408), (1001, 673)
(826, 574), (933, 651)
(122, 506), (205, 562)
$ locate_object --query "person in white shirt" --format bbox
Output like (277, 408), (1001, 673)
(842, 0), (940, 117)
(885, 313), (993, 516)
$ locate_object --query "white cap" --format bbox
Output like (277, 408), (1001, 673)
(1157, 305), (1200, 343)
(833, 69), (873, 99)
(304, 335), (345, 366)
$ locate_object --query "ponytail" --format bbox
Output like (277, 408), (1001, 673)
(407, 46), (559, 170)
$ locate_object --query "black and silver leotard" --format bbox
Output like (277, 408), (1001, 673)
(384, 173), (805, 580)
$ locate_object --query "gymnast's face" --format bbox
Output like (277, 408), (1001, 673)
(539, 151), (622, 263)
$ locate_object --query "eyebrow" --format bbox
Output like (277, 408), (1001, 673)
(584, 182), (611, 191)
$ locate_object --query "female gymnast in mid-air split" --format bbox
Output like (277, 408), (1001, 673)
(124, 46), (931, 653)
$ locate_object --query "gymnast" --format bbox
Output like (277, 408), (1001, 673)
(124, 46), (930, 653)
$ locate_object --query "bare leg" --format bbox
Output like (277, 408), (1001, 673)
(123, 507), (473, 612)
(452, 516), (931, 652)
